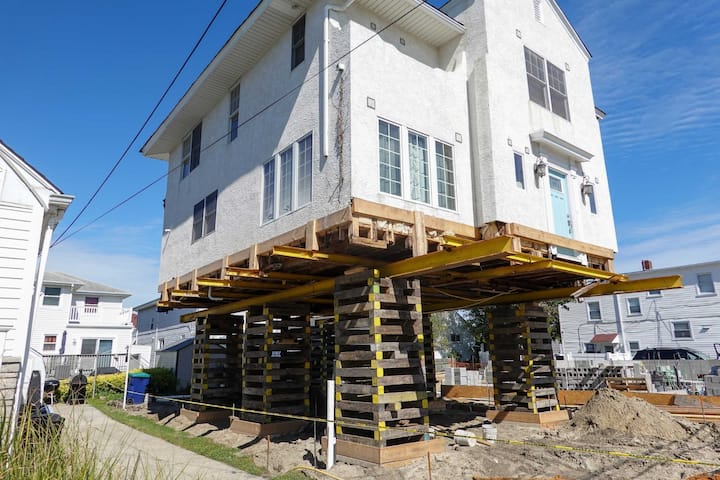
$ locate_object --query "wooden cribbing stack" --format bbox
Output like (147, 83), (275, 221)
(422, 314), (437, 399)
(241, 306), (311, 423)
(333, 269), (429, 447)
(189, 314), (242, 411)
(488, 304), (560, 414)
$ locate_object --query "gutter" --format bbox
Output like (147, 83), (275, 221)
(322, 0), (357, 158)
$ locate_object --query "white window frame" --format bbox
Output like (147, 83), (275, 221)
(587, 301), (602, 321)
(435, 141), (456, 210)
(628, 341), (640, 352)
(379, 119), (402, 197)
(192, 190), (218, 242)
(43, 286), (62, 306)
(262, 133), (313, 223)
(584, 343), (597, 354)
(43, 334), (57, 352)
(513, 152), (525, 189)
(524, 47), (570, 120)
(697, 273), (716, 296)
(647, 289), (662, 298)
(626, 297), (642, 316)
(671, 321), (693, 340)
(408, 130), (430, 204)
(229, 84), (240, 142)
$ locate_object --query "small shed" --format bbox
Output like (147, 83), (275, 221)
(156, 338), (193, 391)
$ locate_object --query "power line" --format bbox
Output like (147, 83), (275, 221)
(52, 1), (429, 246)
(50, 0), (229, 248)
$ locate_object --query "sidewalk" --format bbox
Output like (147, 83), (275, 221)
(53, 403), (263, 480)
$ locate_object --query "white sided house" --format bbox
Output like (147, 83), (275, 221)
(37, 272), (133, 360)
(559, 261), (720, 361)
(0, 140), (73, 414)
(142, 0), (617, 292)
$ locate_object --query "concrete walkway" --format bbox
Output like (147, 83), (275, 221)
(53, 403), (263, 480)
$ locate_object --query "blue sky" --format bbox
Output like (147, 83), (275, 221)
(1, 1), (718, 307)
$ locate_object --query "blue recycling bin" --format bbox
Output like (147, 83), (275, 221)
(126, 372), (151, 404)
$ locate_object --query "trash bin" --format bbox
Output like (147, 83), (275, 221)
(126, 372), (151, 404)
(29, 403), (64, 439)
(68, 371), (88, 404)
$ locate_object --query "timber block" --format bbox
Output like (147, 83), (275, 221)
(229, 417), (307, 437)
(179, 407), (229, 424)
(484, 408), (569, 426)
(322, 436), (445, 467)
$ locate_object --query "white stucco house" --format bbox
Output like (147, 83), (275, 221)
(141, 0), (617, 294)
(559, 261), (720, 361)
(0, 140), (73, 415)
(38, 272), (134, 377)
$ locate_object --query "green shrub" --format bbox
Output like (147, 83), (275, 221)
(55, 372), (130, 402)
(141, 368), (176, 395)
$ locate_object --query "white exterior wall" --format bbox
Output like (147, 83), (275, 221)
(448, 0), (616, 250)
(560, 262), (720, 359)
(159, 2), (349, 283)
(347, 6), (473, 226)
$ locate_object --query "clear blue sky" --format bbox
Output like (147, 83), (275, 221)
(1, 1), (718, 307)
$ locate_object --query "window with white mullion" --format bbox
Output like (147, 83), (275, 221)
(524, 47), (548, 108)
(297, 134), (312, 207)
(181, 137), (191, 178)
(379, 120), (402, 196)
(408, 131), (429, 203)
(263, 161), (276, 222)
(547, 61), (569, 120)
(279, 148), (293, 214)
(435, 141), (456, 210)
(192, 201), (204, 242)
(229, 84), (240, 141)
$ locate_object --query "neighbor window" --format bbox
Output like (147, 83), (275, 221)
(626, 297), (641, 315)
(42, 287), (61, 306)
(672, 321), (692, 339)
(379, 120), (402, 196)
(408, 132), (430, 203)
(192, 190), (218, 242)
(647, 290), (662, 298)
(697, 273), (716, 294)
(587, 301), (601, 321)
(435, 141), (456, 210)
(291, 15), (305, 69)
(181, 123), (202, 178)
(514, 152), (525, 189)
(524, 47), (569, 120)
(629, 341), (640, 351)
(229, 84), (240, 141)
(43, 335), (57, 352)
(84, 297), (99, 313)
(262, 134), (313, 222)
(584, 343), (597, 353)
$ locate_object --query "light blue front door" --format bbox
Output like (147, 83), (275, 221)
(549, 169), (572, 238)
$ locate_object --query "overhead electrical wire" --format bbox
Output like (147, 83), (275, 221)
(50, 0), (229, 248)
(52, 1), (430, 246)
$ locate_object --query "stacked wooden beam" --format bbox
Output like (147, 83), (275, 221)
(422, 314), (437, 399)
(488, 304), (559, 413)
(333, 270), (429, 447)
(241, 306), (311, 422)
(189, 314), (242, 410)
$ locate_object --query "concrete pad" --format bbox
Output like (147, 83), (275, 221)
(54, 403), (262, 480)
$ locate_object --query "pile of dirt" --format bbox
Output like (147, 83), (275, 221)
(567, 388), (690, 440)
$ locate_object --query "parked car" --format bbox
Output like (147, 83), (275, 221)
(633, 347), (707, 360)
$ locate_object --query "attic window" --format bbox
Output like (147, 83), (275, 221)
(291, 15), (306, 70)
(181, 123), (202, 179)
(229, 84), (240, 141)
(533, 0), (544, 23)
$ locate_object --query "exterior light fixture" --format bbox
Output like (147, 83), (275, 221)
(534, 156), (548, 177)
(581, 176), (594, 195)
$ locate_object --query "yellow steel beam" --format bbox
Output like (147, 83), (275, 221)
(426, 275), (682, 312)
(378, 236), (515, 278)
(271, 246), (381, 266)
(170, 289), (252, 300)
(459, 259), (623, 282)
(180, 278), (336, 322)
(438, 234), (473, 248)
(224, 267), (325, 281)
(196, 278), (288, 290)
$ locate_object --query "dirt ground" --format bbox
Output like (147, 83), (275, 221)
(127, 389), (720, 480)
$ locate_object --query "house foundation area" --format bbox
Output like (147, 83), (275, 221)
(157, 200), (681, 464)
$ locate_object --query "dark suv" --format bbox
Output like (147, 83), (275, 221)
(633, 347), (707, 360)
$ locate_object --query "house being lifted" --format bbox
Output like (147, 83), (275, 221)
(142, 0), (680, 462)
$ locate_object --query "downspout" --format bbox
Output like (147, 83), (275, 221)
(322, 0), (357, 158)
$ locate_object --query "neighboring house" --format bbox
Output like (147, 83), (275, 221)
(37, 272), (133, 362)
(141, 0), (617, 292)
(559, 261), (720, 360)
(134, 298), (196, 362)
(0, 140), (73, 416)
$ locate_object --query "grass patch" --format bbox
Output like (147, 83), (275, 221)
(88, 399), (265, 476)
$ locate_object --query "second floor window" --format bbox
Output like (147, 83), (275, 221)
(192, 190), (218, 242)
(697, 273), (716, 294)
(43, 335), (57, 351)
(229, 84), (240, 141)
(43, 287), (61, 306)
(627, 297), (641, 315)
(435, 141), (456, 210)
(587, 301), (601, 321)
(84, 297), (99, 313)
(514, 152), (525, 189)
(181, 123), (202, 179)
(524, 47), (569, 120)
(263, 134), (313, 222)
(291, 15), (305, 69)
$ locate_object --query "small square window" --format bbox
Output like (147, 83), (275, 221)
(43, 335), (57, 352)
(43, 287), (61, 306)
(629, 341), (640, 351)
(587, 301), (601, 321)
(626, 297), (641, 315)
(672, 321), (692, 339)
(584, 343), (597, 353)
(647, 290), (662, 297)
(697, 273), (716, 295)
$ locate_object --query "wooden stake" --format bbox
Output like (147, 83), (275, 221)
(266, 434), (271, 471)
(427, 451), (432, 480)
